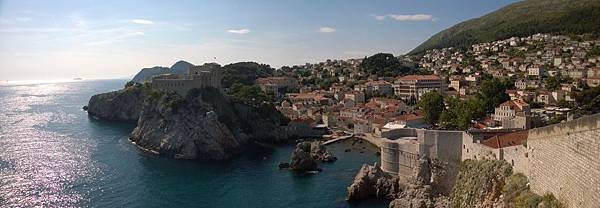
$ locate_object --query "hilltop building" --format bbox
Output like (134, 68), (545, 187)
(150, 63), (223, 95)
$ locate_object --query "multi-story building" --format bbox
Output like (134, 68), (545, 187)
(493, 100), (532, 129)
(256, 76), (299, 98)
(393, 75), (445, 101)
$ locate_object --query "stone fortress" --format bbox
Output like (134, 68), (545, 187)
(150, 63), (223, 95)
(374, 113), (600, 207)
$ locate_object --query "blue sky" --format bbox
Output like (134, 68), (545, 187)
(0, 0), (518, 80)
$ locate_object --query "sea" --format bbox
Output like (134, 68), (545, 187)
(0, 79), (386, 208)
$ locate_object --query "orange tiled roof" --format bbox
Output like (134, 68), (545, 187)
(481, 130), (528, 149)
(499, 99), (529, 110)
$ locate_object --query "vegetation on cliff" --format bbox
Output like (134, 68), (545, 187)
(502, 174), (565, 208)
(410, 0), (600, 54)
(450, 159), (513, 207)
(450, 160), (565, 208)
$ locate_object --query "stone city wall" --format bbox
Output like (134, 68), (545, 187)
(527, 114), (600, 208)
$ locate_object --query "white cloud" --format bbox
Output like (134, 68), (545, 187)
(374, 14), (435, 22)
(372, 15), (386, 21)
(131, 19), (154, 25)
(227, 29), (250, 34)
(318, 27), (336, 33)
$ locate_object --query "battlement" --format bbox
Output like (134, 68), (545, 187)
(151, 63), (223, 95)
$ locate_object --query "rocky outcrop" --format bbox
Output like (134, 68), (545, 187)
(289, 142), (318, 171)
(389, 158), (449, 208)
(309, 141), (337, 162)
(87, 86), (145, 122)
(346, 163), (400, 201)
(288, 141), (336, 171)
(128, 87), (289, 160)
(88, 83), (290, 160)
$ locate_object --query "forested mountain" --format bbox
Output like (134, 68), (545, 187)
(410, 0), (600, 54)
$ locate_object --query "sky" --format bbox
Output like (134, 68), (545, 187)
(0, 0), (519, 81)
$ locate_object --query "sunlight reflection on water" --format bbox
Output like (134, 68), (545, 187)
(0, 83), (99, 207)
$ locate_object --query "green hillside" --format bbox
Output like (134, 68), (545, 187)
(409, 0), (600, 54)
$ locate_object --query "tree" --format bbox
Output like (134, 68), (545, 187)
(221, 62), (274, 88)
(229, 83), (273, 107)
(439, 97), (486, 130)
(417, 91), (445, 125)
(479, 78), (510, 112)
(360, 53), (414, 77)
(545, 76), (561, 91)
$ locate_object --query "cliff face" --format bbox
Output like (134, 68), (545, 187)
(347, 158), (450, 208)
(88, 86), (290, 160)
(130, 90), (243, 160)
(346, 163), (400, 201)
(87, 86), (145, 122)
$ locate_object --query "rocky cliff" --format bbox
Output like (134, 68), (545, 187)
(346, 163), (400, 201)
(88, 85), (290, 160)
(347, 158), (449, 208)
(87, 86), (146, 122)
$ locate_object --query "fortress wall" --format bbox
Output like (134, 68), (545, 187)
(380, 141), (399, 174)
(527, 114), (600, 208)
(461, 133), (500, 161)
(500, 145), (529, 176)
(421, 130), (465, 194)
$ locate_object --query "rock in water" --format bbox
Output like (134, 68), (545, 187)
(346, 163), (399, 201)
(310, 141), (337, 162)
(288, 141), (337, 171)
(289, 142), (318, 171)
(278, 162), (290, 169)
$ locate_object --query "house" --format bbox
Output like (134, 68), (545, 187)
(527, 65), (545, 77)
(536, 91), (555, 105)
(493, 100), (532, 129)
(514, 79), (527, 90)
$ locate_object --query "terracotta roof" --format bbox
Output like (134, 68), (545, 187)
(499, 100), (529, 110)
(397, 75), (441, 81)
(481, 130), (528, 149)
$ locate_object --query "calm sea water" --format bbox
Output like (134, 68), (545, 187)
(0, 79), (386, 208)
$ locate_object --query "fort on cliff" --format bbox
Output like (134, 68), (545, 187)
(376, 113), (600, 207)
(150, 63), (223, 95)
